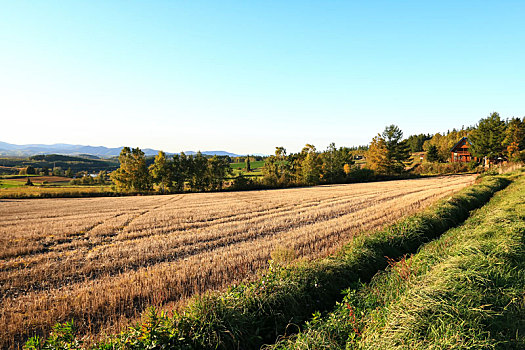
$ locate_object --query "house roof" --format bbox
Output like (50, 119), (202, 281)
(450, 137), (471, 152)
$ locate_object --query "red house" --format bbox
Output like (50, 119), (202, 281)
(450, 137), (473, 163)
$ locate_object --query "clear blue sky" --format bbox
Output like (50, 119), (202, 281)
(1, 1), (524, 154)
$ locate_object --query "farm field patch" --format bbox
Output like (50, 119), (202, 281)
(5, 175), (71, 184)
(230, 160), (265, 170)
(0, 175), (475, 348)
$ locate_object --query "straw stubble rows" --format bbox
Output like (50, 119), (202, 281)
(0, 175), (475, 348)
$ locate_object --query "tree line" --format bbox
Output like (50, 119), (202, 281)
(366, 113), (525, 174)
(110, 147), (232, 193)
(103, 112), (525, 194)
(419, 112), (525, 163)
(259, 143), (367, 187)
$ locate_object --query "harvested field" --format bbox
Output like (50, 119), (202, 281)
(0, 175), (475, 348)
(7, 176), (71, 183)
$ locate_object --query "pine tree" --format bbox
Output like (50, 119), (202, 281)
(426, 145), (440, 162)
(470, 112), (506, 160)
(245, 155), (251, 172)
(367, 125), (410, 174)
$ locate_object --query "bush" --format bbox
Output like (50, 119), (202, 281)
(346, 166), (375, 181)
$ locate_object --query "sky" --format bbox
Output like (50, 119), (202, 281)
(1, 1), (524, 154)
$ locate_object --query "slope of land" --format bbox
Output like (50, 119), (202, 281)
(0, 175), (475, 348)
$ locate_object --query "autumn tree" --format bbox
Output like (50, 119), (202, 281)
(96, 170), (108, 185)
(470, 112), (506, 161)
(110, 147), (152, 192)
(503, 117), (525, 161)
(300, 144), (322, 185)
(149, 151), (173, 193)
(367, 125), (410, 174)
(367, 134), (389, 174)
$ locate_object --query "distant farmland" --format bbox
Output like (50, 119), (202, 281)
(229, 160), (265, 169)
(0, 175), (475, 348)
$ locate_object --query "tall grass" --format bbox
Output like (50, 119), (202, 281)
(24, 175), (510, 349)
(272, 170), (524, 349)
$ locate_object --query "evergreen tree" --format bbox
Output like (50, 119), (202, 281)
(426, 145), (440, 162)
(405, 133), (431, 152)
(245, 155), (251, 172)
(470, 112), (506, 160)
(367, 125), (410, 174)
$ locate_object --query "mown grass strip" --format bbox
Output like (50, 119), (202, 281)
(271, 171), (524, 349)
(25, 175), (511, 350)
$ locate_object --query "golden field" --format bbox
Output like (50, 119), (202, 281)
(0, 175), (476, 348)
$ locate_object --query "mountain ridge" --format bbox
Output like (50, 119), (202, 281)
(0, 141), (251, 158)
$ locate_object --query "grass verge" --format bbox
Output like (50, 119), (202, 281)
(24, 174), (512, 349)
(271, 171), (524, 349)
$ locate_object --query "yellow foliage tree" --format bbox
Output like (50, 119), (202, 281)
(366, 134), (390, 174)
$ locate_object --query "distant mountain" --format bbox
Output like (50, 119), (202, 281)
(0, 141), (245, 158)
(184, 150), (242, 157)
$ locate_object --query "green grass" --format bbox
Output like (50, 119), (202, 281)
(0, 179), (22, 188)
(229, 161), (265, 178)
(271, 170), (525, 349)
(230, 160), (265, 170)
(25, 173), (514, 349)
(229, 161), (265, 179)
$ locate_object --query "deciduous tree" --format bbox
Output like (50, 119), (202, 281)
(503, 117), (525, 160)
(301, 144), (322, 185)
(149, 151), (172, 193)
(208, 156), (232, 190)
(190, 152), (209, 191)
(110, 147), (152, 192)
